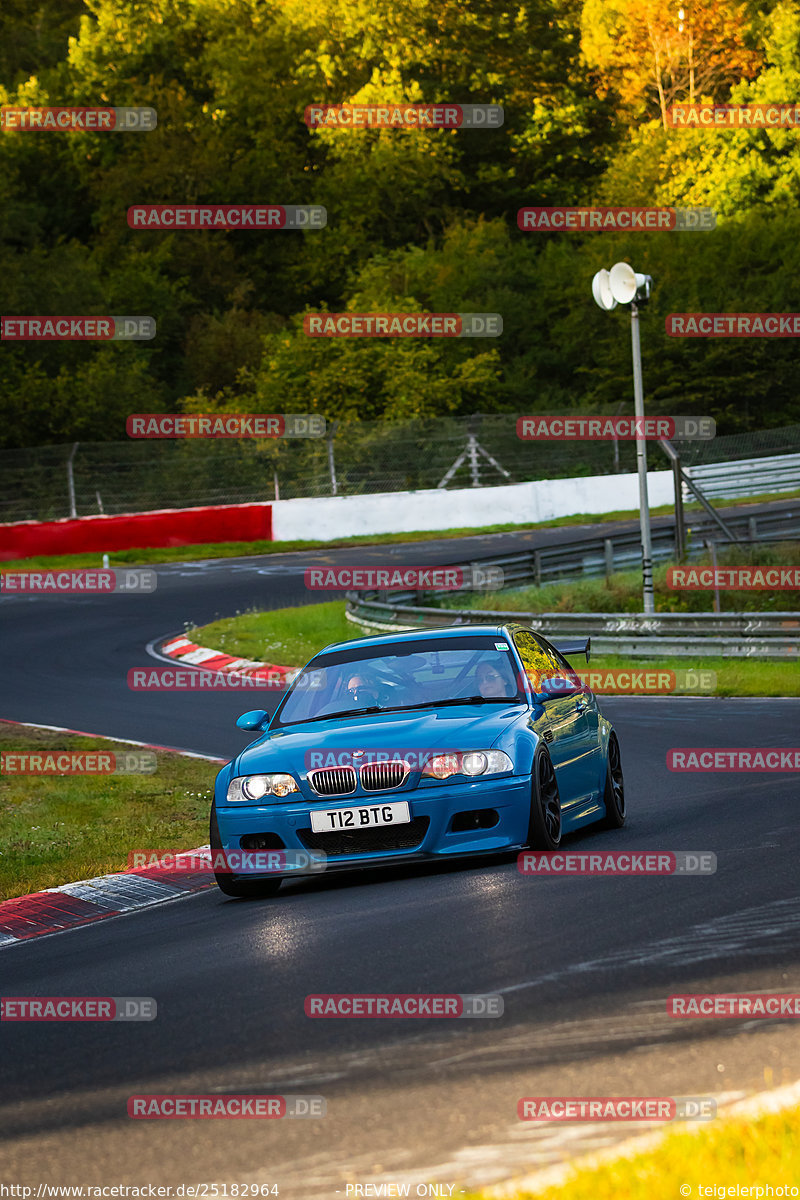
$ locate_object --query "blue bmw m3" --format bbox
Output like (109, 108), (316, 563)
(210, 623), (626, 897)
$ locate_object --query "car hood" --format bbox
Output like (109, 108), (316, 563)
(235, 704), (525, 775)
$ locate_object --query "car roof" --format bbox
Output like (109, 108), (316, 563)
(317, 622), (525, 656)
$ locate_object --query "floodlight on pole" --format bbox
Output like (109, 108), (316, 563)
(592, 262), (655, 615)
(591, 269), (617, 312)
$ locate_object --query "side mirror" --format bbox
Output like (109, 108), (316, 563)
(531, 675), (584, 703)
(236, 709), (268, 731)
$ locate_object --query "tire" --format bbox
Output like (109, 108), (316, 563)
(600, 734), (626, 829)
(526, 747), (562, 850)
(209, 804), (282, 899)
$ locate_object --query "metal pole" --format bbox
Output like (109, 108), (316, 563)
(672, 453), (685, 562)
(657, 439), (690, 559)
(67, 442), (79, 519)
(707, 539), (721, 613)
(658, 439), (686, 562)
(476, 441), (511, 480)
(468, 434), (480, 487)
(680, 472), (742, 543)
(630, 304), (654, 614)
(604, 538), (614, 579)
(327, 420), (339, 496)
(611, 399), (624, 473)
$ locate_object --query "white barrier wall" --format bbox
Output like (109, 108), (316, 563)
(271, 468), (675, 542)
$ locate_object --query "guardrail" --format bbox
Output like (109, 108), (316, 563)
(344, 505), (800, 657)
(345, 595), (800, 656)
(685, 453), (800, 501)
(353, 505), (800, 599)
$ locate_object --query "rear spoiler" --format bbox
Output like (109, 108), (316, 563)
(551, 638), (591, 663)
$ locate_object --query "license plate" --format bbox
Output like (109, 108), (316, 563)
(310, 801), (411, 833)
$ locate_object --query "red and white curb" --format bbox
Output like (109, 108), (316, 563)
(0, 717), (228, 762)
(160, 635), (300, 686)
(0, 850), (217, 949)
(0, 720), (226, 949)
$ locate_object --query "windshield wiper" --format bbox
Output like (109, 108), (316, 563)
(397, 695), (521, 711)
(279, 696), (523, 726)
(288, 705), (384, 725)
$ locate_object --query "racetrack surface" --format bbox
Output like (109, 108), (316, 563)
(1, 508), (799, 1192)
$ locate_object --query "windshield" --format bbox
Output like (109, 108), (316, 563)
(272, 635), (525, 727)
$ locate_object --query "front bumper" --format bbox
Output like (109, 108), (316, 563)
(214, 775), (531, 876)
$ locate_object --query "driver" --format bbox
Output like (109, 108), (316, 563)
(346, 672), (382, 707)
(475, 660), (515, 699)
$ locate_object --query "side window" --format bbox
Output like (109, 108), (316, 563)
(512, 631), (557, 693)
(546, 642), (584, 692)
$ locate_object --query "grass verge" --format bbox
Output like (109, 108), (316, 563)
(1, 489), (796, 572)
(188, 603), (800, 696)
(0, 723), (218, 900)
(447, 543), (800, 616)
(481, 1102), (800, 1200)
(187, 601), (356, 667)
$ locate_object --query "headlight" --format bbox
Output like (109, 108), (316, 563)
(242, 776), (270, 800)
(424, 753), (461, 780)
(227, 774), (299, 802)
(462, 751), (488, 776)
(422, 751), (512, 779)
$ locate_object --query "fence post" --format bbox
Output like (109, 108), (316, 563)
(67, 442), (79, 518)
(672, 454), (685, 561)
(658, 437), (686, 561)
(706, 539), (721, 613)
(468, 434), (480, 487)
(327, 421), (339, 496)
(604, 538), (614, 579)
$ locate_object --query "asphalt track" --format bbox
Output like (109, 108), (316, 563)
(1, 506), (799, 1194)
